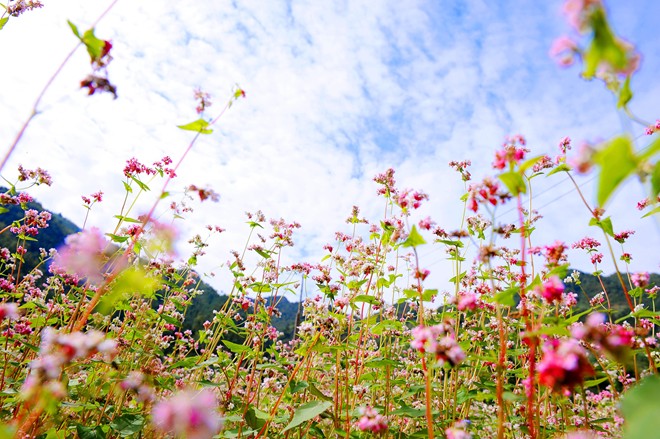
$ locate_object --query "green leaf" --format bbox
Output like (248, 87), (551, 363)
(593, 136), (637, 206)
(109, 414), (145, 437)
(308, 382), (333, 402)
(491, 287), (518, 307)
(364, 357), (403, 368)
(244, 406), (269, 430)
(113, 215), (142, 224)
(370, 320), (404, 335)
(76, 425), (106, 439)
(617, 76), (633, 109)
(621, 375), (660, 439)
(546, 163), (571, 176)
(390, 405), (427, 418)
(106, 232), (130, 243)
(519, 155), (544, 174)
(282, 401), (332, 433)
(499, 171), (526, 196)
(352, 295), (380, 305)
(130, 176), (150, 191)
(588, 216), (614, 237)
(81, 28), (106, 61)
(641, 205), (660, 218)
(222, 340), (251, 354)
(98, 267), (158, 314)
(582, 9), (628, 79)
(402, 225), (426, 248)
(0, 17), (8, 31)
(651, 161), (660, 199)
(177, 118), (213, 134)
(638, 136), (660, 162)
(67, 19), (81, 38)
(254, 248), (272, 259)
(0, 425), (16, 437)
(289, 380), (309, 394)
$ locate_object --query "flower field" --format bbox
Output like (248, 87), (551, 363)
(1, 1), (660, 438)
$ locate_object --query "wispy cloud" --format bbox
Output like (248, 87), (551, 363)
(1, 0), (658, 295)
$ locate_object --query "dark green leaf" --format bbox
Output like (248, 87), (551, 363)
(76, 425), (106, 439)
(222, 340), (251, 354)
(109, 414), (145, 437)
(245, 406), (269, 430)
(289, 380), (309, 394)
(282, 401), (332, 432)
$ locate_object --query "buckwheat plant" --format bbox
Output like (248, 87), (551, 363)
(0, 0), (659, 438)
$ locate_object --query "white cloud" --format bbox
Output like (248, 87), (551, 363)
(1, 0), (659, 298)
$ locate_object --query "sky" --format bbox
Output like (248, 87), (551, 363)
(1, 0), (659, 299)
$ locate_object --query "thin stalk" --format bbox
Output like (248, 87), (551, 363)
(0, 0), (122, 173)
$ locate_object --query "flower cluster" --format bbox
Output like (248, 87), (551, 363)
(492, 135), (528, 170)
(538, 338), (594, 394)
(152, 389), (223, 439)
(411, 323), (465, 366)
(51, 227), (109, 284)
(356, 406), (388, 434)
(571, 313), (634, 362)
(24, 328), (117, 397)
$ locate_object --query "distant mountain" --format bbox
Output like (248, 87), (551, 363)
(0, 189), (300, 341)
(0, 189), (656, 343)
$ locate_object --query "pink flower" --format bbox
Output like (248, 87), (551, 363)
(152, 389), (223, 439)
(538, 338), (594, 393)
(550, 36), (579, 67)
(457, 292), (479, 311)
(631, 272), (650, 288)
(356, 406), (388, 433)
(418, 216), (435, 230)
(539, 276), (565, 303)
(0, 302), (19, 321)
(52, 228), (108, 284)
(446, 420), (472, 439)
(562, 0), (602, 32)
(411, 324), (465, 366)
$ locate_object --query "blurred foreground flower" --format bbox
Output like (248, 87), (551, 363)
(52, 227), (109, 284)
(356, 406), (388, 433)
(152, 388), (223, 439)
(538, 338), (594, 393)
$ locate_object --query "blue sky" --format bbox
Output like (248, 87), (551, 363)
(1, 0), (659, 296)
